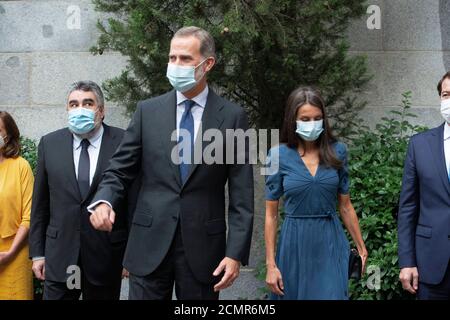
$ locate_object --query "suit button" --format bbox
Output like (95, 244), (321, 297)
(172, 216), (178, 221)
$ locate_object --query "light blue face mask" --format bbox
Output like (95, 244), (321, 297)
(0, 135), (6, 148)
(296, 120), (324, 141)
(166, 58), (208, 92)
(68, 107), (96, 135)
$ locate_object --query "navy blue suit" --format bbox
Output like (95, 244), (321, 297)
(398, 123), (450, 290)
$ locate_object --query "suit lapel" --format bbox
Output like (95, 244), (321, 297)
(62, 129), (82, 201)
(157, 90), (182, 189)
(428, 123), (450, 196)
(84, 124), (115, 202)
(181, 89), (225, 189)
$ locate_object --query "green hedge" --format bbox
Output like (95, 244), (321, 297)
(20, 137), (38, 174)
(347, 91), (426, 299)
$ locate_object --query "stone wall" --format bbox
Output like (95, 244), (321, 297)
(347, 0), (449, 128)
(0, 0), (130, 139)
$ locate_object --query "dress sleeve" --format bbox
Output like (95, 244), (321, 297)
(265, 147), (284, 200)
(336, 143), (350, 195)
(20, 159), (34, 228)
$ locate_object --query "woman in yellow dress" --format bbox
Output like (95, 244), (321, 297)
(0, 111), (34, 300)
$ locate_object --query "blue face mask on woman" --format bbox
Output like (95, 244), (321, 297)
(166, 58), (208, 93)
(0, 135), (6, 149)
(68, 107), (96, 135)
(296, 120), (324, 141)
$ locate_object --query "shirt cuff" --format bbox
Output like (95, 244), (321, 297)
(87, 200), (113, 214)
(32, 256), (45, 261)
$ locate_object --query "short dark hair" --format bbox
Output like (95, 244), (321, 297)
(437, 71), (450, 96)
(67, 80), (105, 110)
(173, 26), (216, 59)
(280, 86), (342, 169)
(0, 111), (21, 158)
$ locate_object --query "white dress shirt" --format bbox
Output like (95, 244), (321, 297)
(444, 123), (450, 176)
(176, 85), (208, 141)
(73, 124), (104, 185)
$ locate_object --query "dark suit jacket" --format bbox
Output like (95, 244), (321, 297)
(398, 123), (450, 285)
(91, 89), (254, 284)
(29, 124), (131, 286)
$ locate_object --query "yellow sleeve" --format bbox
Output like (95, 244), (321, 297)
(19, 158), (34, 229)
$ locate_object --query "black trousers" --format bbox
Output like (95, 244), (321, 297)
(43, 256), (122, 300)
(129, 223), (219, 300)
(418, 260), (450, 300)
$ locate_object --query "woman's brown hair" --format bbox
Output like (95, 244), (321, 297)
(280, 86), (342, 169)
(0, 111), (21, 159)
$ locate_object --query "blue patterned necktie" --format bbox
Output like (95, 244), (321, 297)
(179, 100), (195, 184)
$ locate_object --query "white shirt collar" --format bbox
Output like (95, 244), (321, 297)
(444, 122), (450, 141)
(73, 124), (104, 150)
(176, 85), (209, 109)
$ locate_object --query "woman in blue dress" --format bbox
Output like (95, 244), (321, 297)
(264, 87), (368, 300)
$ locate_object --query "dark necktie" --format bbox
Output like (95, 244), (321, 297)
(78, 139), (90, 199)
(178, 100), (195, 184)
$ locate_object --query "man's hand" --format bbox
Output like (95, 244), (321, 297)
(90, 203), (116, 232)
(0, 251), (13, 266)
(32, 259), (46, 281)
(399, 267), (419, 294)
(213, 257), (240, 292)
(122, 268), (130, 279)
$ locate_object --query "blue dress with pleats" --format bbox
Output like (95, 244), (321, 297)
(265, 142), (350, 300)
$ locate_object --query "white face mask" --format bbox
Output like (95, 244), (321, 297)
(441, 99), (450, 124)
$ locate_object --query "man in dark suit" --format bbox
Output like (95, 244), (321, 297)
(398, 71), (450, 300)
(29, 81), (130, 300)
(88, 26), (254, 300)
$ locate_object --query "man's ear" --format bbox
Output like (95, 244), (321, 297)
(99, 107), (105, 121)
(205, 57), (216, 72)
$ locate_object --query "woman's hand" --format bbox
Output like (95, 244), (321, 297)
(338, 194), (369, 276)
(0, 251), (14, 266)
(0, 226), (29, 267)
(266, 265), (284, 296)
(358, 247), (369, 275)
